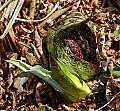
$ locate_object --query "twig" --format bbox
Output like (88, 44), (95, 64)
(102, 0), (106, 8)
(0, 0), (24, 40)
(15, 1), (59, 22)
(20, 25), (34, 33)
(29, 0), (36, 20)
(95, 91), (120, 111)
(0, 0), (15, 11)
(18, 42), (32, 49)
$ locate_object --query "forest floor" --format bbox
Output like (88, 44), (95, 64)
(0, 0), (120, 111)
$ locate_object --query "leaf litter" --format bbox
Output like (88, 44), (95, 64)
(0, 0), (120, 110)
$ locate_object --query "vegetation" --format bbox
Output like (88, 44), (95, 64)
(0, 0), (120, 110)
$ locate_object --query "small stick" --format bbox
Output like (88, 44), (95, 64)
(0, 0), (24, 40)
(0, 0), (15, 11)
(95, 91), (120, 111)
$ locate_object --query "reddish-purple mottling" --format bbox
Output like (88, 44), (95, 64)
(64, 39), (83, 59)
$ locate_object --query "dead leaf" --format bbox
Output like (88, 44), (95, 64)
(106, 76), (120, 111)
(13, 72), (32, 92)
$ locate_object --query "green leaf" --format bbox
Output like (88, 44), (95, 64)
(57, 58), (91, 96)
(6, 60), (32, 72)
(112, 67), (120, 76)
(6, 60), (69, 94)
(114, 29), (120, 36)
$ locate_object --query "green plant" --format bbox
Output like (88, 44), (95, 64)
(112, 67), (120, 76)
(6, 59), (91, 102)
(114, 29), (120, 36)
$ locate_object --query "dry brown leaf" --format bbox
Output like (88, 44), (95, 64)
(26, 52), (38, 65)
(7, 53), (18, 88)
(106, 77), (120, 111)
(38, 6), (72, 27)
(34, 28), (43, 55)
(13, 72), (32, 92)
(34, 28), (48, 68)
